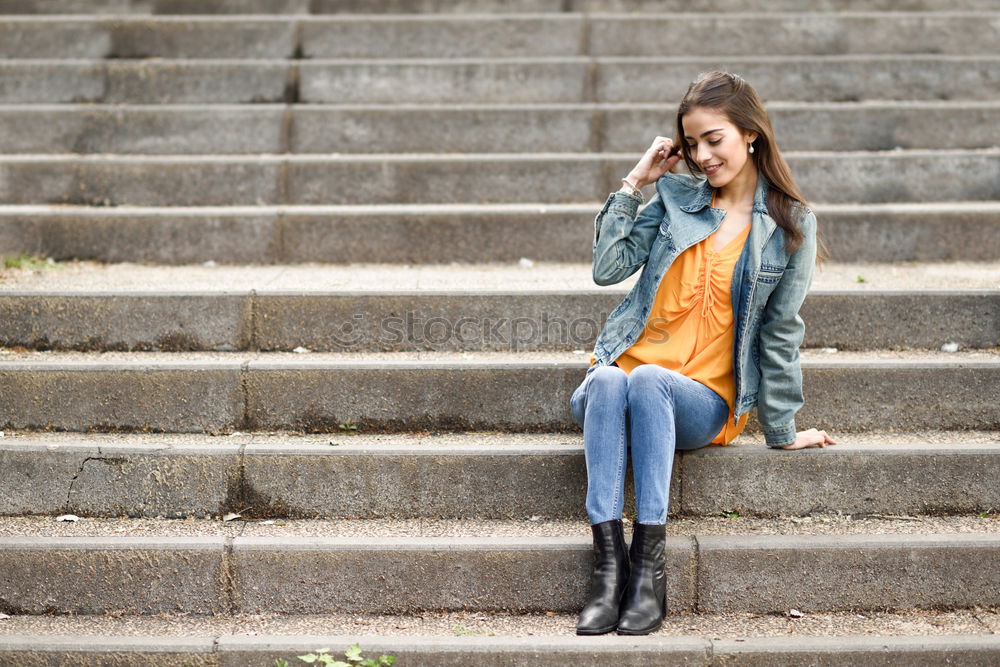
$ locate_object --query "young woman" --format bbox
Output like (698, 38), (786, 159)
(570, 71), (836, 636)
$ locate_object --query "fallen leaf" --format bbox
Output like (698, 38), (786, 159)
(788, 609), (804, 618)
(55, 514), (79, 522)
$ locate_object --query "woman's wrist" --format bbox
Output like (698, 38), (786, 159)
(618, 180), (643, 203)
(625, 173), (647, 189)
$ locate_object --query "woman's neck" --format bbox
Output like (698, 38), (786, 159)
(715, 165), (759, 208)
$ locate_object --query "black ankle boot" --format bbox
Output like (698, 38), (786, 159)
(575, 519), (630, 635)
(616, 522), (667, 635)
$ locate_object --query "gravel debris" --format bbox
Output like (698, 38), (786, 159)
(1, 260), (997, 292)
(0, 608), (996, 639)
(0, 429), (996, 449)
(1, 515), (996, 539)
(0, 348), (997, 363)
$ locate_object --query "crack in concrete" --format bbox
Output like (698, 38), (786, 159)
(971, 607), (1000, 634)
(64, 444), (101, 511)
(247, 288), (260, 352)
(221, 535), (238, 617)
(691, 535), (702, 615)
(238, 358), (252, 431)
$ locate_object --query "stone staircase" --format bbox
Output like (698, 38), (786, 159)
(0, 0), (998, 664)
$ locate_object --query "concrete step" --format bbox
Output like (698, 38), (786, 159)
(2, 56), (999, 104)
(2, 101), (998, 154)
(2, 608), (998, 646)
(0, 349), (996, 433)
(0, 17), (297, 58)
(298, 55), (1000, 104)
(2, 432), (997, 519)
(3, 14), (998, 59)
(0, 262), (996, 351)
(0, 60), (293, 104)
(0, 0), (312, 13)
(3, 202), (998, 264)
(0, 150), (997, 205)
(299, 13), (1000, 59)
(2, 0), (998, 13)
(3, 633), (1000, 667)
(0, 518), (998, 614)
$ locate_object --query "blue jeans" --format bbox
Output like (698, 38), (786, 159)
(570, 363), (729, 525)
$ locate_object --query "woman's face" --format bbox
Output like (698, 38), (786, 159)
(681, 106), (758, 189)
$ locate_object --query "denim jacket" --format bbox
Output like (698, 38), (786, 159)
(587, 170), (817, 447)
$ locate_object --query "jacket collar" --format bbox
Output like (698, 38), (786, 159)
(673, 169), (771, 216)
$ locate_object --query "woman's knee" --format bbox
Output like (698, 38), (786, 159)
(627, 363), (681, 396)
(588, 365), (628, 392)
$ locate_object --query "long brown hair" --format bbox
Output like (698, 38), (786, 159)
(674, 71), (815, 256)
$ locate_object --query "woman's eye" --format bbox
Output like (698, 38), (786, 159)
(708, 139), (721, 145)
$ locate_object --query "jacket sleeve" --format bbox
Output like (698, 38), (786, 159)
(757, 208), (817, 447)
(591, 190), (666, 286)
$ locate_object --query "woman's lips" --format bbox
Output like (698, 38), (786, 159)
(704, 164), (722, 175)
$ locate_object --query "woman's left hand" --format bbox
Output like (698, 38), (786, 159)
(780, 428), (837, 450)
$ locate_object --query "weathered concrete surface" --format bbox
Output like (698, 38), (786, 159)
(302, 15), (584, 58)
(307, 0), (1000, 11)
(817, 204), (1000, 262)
(221, 635), (711, 667)
(2, 533), (995, 615)
(0, 105), (287, 154)
(0, 445), (88, 515)
(0, 356), (997, 433)
(799, 292), (999, 350)
(242, 358), (1000, 433)
(3, 439), (997, 519)
(677, 443), (1000, 517)
(0, 19), (295, 58)
(3, 102), (995, 155)
(0, 294), (252, 351)
(697, 534), (1000, 614)
(0, 157), (281, 206)
(1, 0), (997, 12)
(3, 203), (996, 264)
(239, 443), (593, 519)
(4, 634), (1000, 667)
(232, 535), (696, 614)
(301, 57), (1000, 104)
(0, 0), (310, 12)
(0, 537), (226, 615)
(60, 443), (236, 518)
(0, 61), (291, 104)
(0, 207), (282, 265)
(297, 14), (1000, 58)
(0, 362), (243, 432)
(291, 151), (999, 205)
(710, 635), (1000, 667)
(291, 101), (1000, 154)
(251, 292), (615, 352)
(254, 291), (1000, 352)
(3, 290), (991, 352)
(242, 361), (580, 432)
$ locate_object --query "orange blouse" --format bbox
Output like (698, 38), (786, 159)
(590, 190), (750, 445)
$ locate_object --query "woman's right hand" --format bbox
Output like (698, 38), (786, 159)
(626, 136), (683, 189)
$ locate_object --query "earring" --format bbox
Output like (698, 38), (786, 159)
(748, 143), (755, 154)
